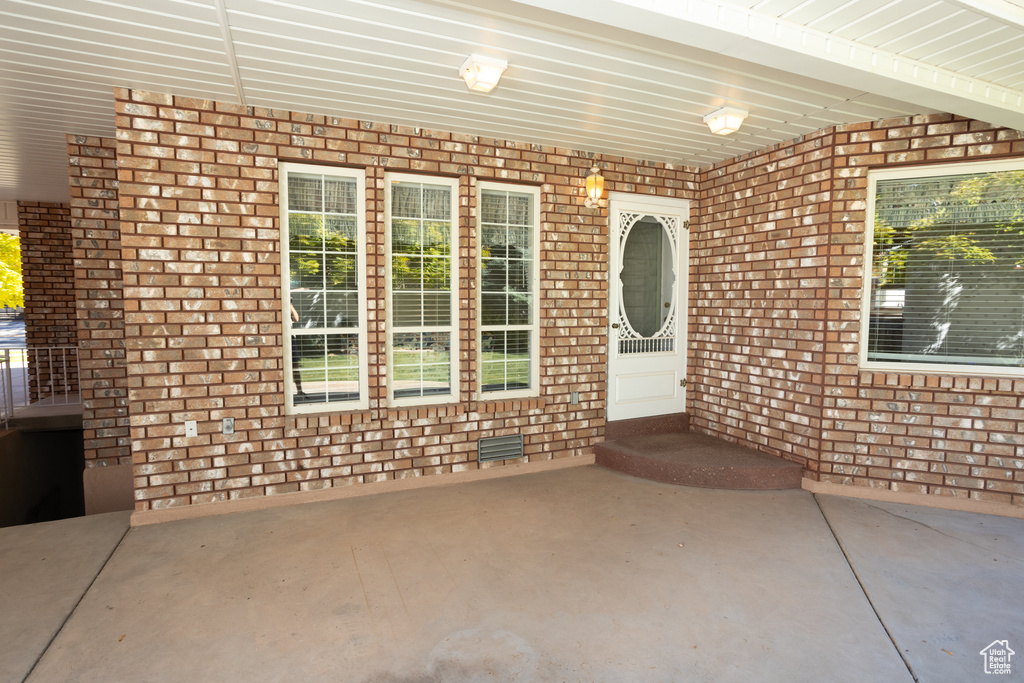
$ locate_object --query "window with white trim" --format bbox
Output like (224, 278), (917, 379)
(280, 163), (368, 413)
(863, 160), (1024, 375)
(386, 174), (459, 405)
(478, 182), (540, 396)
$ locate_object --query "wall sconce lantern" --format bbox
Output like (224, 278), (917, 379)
(584, 166), (604, 208)
(459, 54), (508, 93)
(703, 106), (748, 135)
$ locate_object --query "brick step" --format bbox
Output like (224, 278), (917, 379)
(595, 431), (804, 490)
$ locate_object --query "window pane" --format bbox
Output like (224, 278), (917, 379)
(508, 293), (531, 325)
(391, 183), (421, 218)
(424, 221), (451, 255)
(325, 291), (358, 328)
(288, 174), (322, 212)
(284, 166), (364, 411)
(388, 178), (456, 402)
(288, 213), (323, 251)
(481, 225), (506, 250)
(868, 168), (1024, 368)
(324, 334), (359, 402)
(481, 330), (531, 392)
(392, 255), (423, 290)
(393, 292), (424, 326)
(291, 333), (359, 405)
(481, 192), (506, 224)
(324, 253), (357, 290)
(292, 334), (324, 405)
(324, 178), (357, 215)
(422, 256), (450, 290)
(291, 290), (324, 328)
(481, 293), (507, 326)
(392, 219), (420, 252)
(393, 332), (451, 398)
(290, 255), (324, 291)
(422, 186), (451, 219)
(507, 194), (531, 226)
(423, 292), (451, 326)
(325, 216), (357, 251)
(479, 186), (536, 394)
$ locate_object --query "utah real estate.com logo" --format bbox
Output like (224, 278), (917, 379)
(980, 640), (1015, 675)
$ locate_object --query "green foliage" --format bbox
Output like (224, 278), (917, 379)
(0, 233), (23, 308)
(873, 171), (1024, 288)
(295, 352), (358, 382)
(480, 244), (530, 326)
(392, 349), (450, 384)
(391, 219), (450, 290)
(480, 351), (530, 388)
(288, 213), (357, 289)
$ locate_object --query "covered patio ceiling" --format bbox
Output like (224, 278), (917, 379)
(2, 0), (1023, 203)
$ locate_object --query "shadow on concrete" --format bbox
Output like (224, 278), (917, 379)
(0, 428), (84, 527)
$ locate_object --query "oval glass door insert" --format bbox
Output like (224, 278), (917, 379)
(618, 215), (675, 350)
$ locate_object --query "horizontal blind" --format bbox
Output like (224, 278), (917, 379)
(286, 170), (365, 409)
(875, 172), (1024, 229)
(388, 177), (457, 401)
(480, 186), (536, 394)
(868, 169), (1024, 369)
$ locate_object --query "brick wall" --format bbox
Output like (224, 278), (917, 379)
(695, 114), (1024, 508)
(87, 86), (1024, 514)
(822, 116), (1024, 506)
(67, 135), (130, 468)
(693, 128), (832, 470)
(17, 201), (78, 400)
(114, 88), (698, 512)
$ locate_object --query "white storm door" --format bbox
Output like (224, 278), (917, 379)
(607, 194), (688, 422)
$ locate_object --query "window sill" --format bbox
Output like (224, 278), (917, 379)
(861, 358), (1024, 380)
(858, 370), (1024, 395)
(473, 397), (548, 414)
(383, 397), (549, 421)
(384, 403), (467, 422)
(285, 408), (374, 430)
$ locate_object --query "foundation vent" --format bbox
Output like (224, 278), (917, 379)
(478, 434), (524, 462)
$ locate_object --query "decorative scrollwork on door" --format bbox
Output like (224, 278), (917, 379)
(614, 211), (680, 355)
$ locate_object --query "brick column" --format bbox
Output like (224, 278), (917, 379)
(18, 201), (77, 400)
(68, 135), (130, 470)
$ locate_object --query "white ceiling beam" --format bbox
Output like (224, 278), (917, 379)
(214, 0), (246, 106)
(946, 0), (1024, 29)
(513, 0), (1024, 130)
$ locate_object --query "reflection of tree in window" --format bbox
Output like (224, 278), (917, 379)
(480, 187), (534, 392)
(869, 169), (1024, 367)
(389, 180), (454, 399)
(482, 244), (530, 326)
(285, 171), (362, 408)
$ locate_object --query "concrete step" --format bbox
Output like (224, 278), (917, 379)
(595, 431), (804, 490)
(11, 400), (83, 432)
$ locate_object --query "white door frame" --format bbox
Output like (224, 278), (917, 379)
(607, 192), (689, 422)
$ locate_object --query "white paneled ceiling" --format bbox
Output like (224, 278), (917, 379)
(1, 0), (1023, 203)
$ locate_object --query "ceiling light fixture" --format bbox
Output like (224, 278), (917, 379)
(459, 54), (508, 93)
(703, 106), (748, 135)
(584, 166), (604, 209)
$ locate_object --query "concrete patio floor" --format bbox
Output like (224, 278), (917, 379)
(2, 466), (1022, 682)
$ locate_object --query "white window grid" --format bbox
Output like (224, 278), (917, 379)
(477, 181), (541, 398)
(280, 162), (369, 413)
(385, 173), (461, 406)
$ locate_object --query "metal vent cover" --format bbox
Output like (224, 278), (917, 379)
(478, 434), (524, 462)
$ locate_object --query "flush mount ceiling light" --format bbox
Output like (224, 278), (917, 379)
(703, 106), (748, 135)
(459, 54), (508, 93)
(584, 166), (604, 209)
